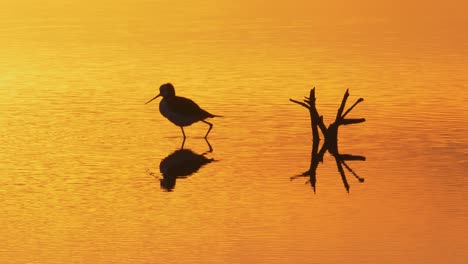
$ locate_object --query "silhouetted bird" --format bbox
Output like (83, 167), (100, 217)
(146, 83), (220, 138)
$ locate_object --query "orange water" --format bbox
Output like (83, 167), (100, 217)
(1, 1), (467, 263)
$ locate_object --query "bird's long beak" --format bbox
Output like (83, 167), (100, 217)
(145, 94), (161, 104)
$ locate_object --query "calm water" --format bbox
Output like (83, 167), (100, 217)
(1, 1), (467, 263)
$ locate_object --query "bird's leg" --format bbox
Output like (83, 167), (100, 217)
(204, 138), (213, 152)
(201, 120), (213, 138)
(180, 127), (186, 149)
(180, 137), (186, 149)
(180, 126), (186, 138)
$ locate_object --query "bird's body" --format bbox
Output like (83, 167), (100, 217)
(159, 96), (216, 127)
(146, 83), (219, 138)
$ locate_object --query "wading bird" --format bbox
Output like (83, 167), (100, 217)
(145, 83), (220, 139)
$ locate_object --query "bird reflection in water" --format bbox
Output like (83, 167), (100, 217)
(150, 139), (215, 191)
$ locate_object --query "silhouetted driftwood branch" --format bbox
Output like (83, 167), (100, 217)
(290, 88), (366, 192)
(342, 98), (364, 118)
(340, 118), (366, 125)
(289, 99), (309, 109)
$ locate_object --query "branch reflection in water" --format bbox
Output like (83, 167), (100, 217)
(291, 138), (365, 193)
(149, 139), (216, 191)
(290, 88), (366, 192)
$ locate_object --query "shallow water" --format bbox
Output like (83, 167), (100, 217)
(1, 1), (467, 263)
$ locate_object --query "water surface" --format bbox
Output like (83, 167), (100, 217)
(1, 1), (467, 263)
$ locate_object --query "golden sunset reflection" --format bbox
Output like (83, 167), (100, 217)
(1, 1), (467, 263)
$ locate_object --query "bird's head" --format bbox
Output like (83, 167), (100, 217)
(145, 83), (175, 104)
